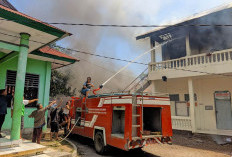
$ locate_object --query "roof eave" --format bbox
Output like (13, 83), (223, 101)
(0, 5), (71, 38)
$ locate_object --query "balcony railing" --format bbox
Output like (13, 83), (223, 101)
(172, 116), (192, 131)
(149, 49), (232, 71)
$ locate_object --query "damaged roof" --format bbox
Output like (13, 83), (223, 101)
(136, 3), (232, 42)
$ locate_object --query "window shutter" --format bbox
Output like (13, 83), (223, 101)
(6, 70), (39, 88)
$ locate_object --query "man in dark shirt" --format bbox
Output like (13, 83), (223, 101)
(49, 100), (62, 141)
(0, 88), (13, 138)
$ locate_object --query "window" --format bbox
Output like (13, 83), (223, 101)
(169, 94), (179, 101)
(184, 94), (197, 102)
(169, 94), (179, 116)
(6, 70), (39, 107)
(175, 102), (189, 117)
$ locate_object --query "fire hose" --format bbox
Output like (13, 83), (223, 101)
(93, 85), (103, 95)
(58, 117), (81, 143)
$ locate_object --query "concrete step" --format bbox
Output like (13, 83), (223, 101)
(0, 138), (22, 149)
(0, 142), (46, 157)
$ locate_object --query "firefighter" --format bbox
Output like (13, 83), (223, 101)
(81, 77), (94, 97)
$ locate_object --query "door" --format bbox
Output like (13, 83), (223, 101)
(215, 91), (232, 130)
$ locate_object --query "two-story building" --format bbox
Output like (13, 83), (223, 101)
(136, 4), (232, 136)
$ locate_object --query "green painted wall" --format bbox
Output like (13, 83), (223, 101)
(0, 55), (51, 130)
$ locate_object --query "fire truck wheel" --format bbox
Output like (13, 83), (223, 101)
(94, 132), (105, 154)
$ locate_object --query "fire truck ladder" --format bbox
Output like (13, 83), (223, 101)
(132, 95), (143, 140)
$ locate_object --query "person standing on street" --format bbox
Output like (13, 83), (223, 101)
(49, 99), (62, 141)
(28, 101), (56, 144)
(63, 101), (71, 129)
(21, 98), (38, 138)
(11, 96), (38, 139)
(0, 88), (13, 138)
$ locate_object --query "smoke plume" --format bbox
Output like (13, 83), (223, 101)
(15, 0), (232, 95)
(20, 0), (159, 94)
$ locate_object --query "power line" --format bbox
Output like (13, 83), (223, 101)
(56, 46), (148, 65)
(0, 31), (148, 65)
(0, 31), (137, 86)
(73, 55), (136, 79)
(45, 23), (232, 28)
(1, 30), (232, 79)
(1, 18), (232, 28)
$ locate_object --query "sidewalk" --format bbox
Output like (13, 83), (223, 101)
(0, 135), (46, 157)
(0, 129), (78, 157)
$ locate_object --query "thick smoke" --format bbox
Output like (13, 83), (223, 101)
(158, 6), (232, 60)
(22, 0), (157, 94)
(15, 0), (232, 95)
(189, 7), (232, 54)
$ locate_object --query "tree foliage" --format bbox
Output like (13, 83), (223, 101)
(50, 70), (76, 97)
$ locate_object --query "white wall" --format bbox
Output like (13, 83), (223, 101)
(195, 76), (232, 132)
(151, 76), (232, 132)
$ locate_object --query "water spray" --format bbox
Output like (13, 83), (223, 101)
(92, 37), (184, 95)
(92, 39), (172, 95)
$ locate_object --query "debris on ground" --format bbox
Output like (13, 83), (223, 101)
(211, 135), (232, 145)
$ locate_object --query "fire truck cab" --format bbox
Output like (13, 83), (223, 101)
(70, 93), (172, 154)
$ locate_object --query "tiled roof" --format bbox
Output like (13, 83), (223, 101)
(39, 46), (79, 61)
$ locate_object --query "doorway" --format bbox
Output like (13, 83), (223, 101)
(215, 91), (232, 130)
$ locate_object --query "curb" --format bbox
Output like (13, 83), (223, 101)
(63, 139), (78, 157)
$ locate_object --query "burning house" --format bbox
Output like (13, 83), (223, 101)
(136, 4), (232, 136)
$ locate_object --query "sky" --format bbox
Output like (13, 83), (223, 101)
(8, 0), (232, 92)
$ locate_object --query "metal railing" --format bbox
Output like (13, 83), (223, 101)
(149, 48), (232, 71)
(123, 68), (149, 92)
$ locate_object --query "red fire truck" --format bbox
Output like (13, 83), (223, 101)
(70, 93), (172, 154)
